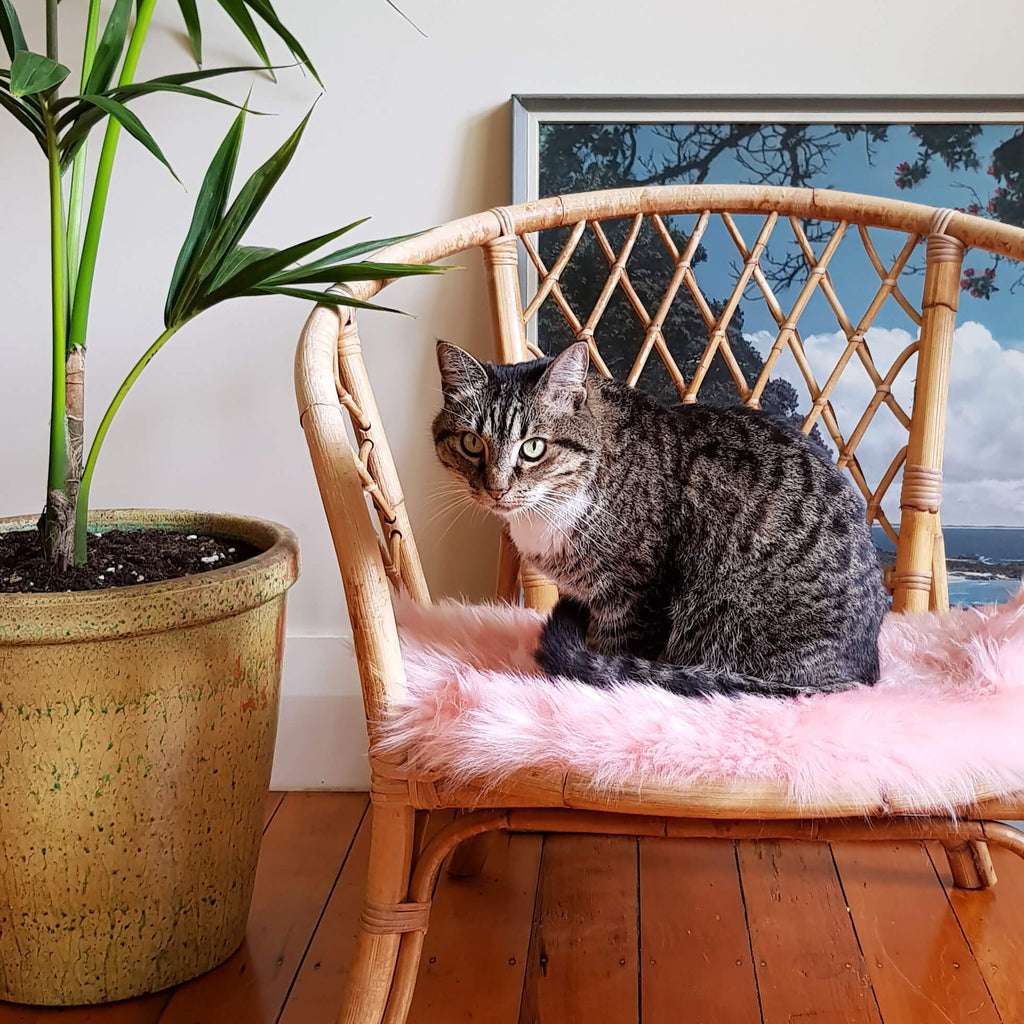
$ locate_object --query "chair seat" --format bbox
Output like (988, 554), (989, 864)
(374, 590), (1024, 818)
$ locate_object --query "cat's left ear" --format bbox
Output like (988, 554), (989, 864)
(437, 341), (488, 397)
(537, 342), (589, 413)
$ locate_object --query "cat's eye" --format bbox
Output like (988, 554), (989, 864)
(520, 438), (547, 461)
(459, 432), (484, 458)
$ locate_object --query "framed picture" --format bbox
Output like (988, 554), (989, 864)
(511, 96), (1024, 606)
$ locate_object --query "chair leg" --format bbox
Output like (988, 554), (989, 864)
(446, 830), (501, 878)
(942, 838), (997, 889)
(337, 803), (417, 1024)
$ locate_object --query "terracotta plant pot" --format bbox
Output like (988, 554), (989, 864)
(0, 509), (299, 1006)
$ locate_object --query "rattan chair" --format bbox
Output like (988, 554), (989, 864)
(294, 185), (1024, 1024)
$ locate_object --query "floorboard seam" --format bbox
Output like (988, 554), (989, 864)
(263, 792), (285, 834)
(635, 838), (642, 1024)
(924, 841), (1006, 1024)
(515, 833), (548, 1024)
(733, 840), (766, 1024)
(827, 840), (886, 1024)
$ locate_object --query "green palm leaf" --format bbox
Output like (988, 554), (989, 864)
(9, 51), (70, 97)
(56, 83), (259, 142)
(70, 94), (179, 181)
(201, 221), (370, 303)
(244, 284), (407, 315)
(177, 0), (202, 65)
(243, 0), (321, 85)
(205, 244), (278, 291)
(0, 80), (45, 147)
(267, 258), (442, 287)
(188, 107), (313, 296)
(264, 231), (425, 283)
(214, 0), (272, 77)
(165, 107), (246, 325)
(107, 63), (274, 96)
(83, 0), (133, 95)
(0, 0), (26, 62)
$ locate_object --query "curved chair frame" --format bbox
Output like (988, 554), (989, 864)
(294, 185), (1024, 1024)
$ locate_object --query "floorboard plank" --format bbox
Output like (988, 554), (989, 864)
(640, 838), (762, 1024)
(518, 835), (639, 1024)
(408, 833), (542, 1024)
(156, 792), (368, 1024)
(279, 809), (458, 1024)
(927, 840), (1024, 1024)
(738, 839), (880, 1024)
(276, 810), (372, 1024)
(832, 840), (1001, 1024)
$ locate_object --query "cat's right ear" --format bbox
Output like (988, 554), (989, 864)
(537, 342), (589, 413)
(436, 341), (487, 398)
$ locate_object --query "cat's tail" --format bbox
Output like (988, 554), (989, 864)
(535, 598), (828, 698)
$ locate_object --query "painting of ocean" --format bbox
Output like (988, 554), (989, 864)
(874, 526), (1024, 607)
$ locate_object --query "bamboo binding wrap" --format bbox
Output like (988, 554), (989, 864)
(891, 209), (964, 614)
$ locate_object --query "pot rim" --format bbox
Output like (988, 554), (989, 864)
(0, 508), (300, 645)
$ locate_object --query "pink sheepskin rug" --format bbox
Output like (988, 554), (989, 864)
(377, 588), (1024, 812)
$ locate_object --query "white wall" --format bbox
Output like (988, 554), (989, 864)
(3, 0), (1022, 788)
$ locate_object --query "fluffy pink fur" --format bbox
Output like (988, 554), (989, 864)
(376, 589), (1024, 812)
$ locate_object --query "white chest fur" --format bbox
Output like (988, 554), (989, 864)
(507, 494), (589, 563)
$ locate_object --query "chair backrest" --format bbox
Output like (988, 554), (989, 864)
(295, 185), (1024, 728)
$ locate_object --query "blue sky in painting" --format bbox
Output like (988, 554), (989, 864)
(631, 123), (1024, 344)
(539, 121), (1024, 530)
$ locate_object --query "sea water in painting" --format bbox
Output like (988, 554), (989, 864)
(535, 120), (1024, 606)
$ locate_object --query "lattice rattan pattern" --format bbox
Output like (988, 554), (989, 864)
(521, 212), (925, 543)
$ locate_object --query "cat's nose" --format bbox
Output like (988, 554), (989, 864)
(487, 487), (508, 501)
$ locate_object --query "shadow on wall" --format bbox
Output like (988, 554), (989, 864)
(376, 103), (514, 603)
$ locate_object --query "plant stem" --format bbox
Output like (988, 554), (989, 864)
(66, 0), (102, 307)
(75, 322), (183, 557)
(45, 0), (58, 61)
(68, 0), (157, 354)
(42, 98), (70, 564)
(69, 0), (157, 562)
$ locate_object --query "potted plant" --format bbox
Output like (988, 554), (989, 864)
(0, 1), (438, 1006)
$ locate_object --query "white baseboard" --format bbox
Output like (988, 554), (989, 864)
(270, 635), (370, 790)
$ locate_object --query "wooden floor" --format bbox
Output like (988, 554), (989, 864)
(4, 792), (1024, 1024)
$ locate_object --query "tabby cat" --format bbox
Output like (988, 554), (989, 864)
(432, 340), (888, 697)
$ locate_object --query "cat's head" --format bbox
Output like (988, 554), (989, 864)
(432, 341), (599, 519)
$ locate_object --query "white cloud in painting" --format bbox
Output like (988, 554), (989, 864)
(745, 322), (1024, 528)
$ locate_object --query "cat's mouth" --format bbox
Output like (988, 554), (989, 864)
(476, 492), (521, 515)
(484, 496), (514, 513)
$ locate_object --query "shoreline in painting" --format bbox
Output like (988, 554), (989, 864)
(874, 526), (1024, 606)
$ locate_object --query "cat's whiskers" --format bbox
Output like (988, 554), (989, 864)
(425, 481), (479, 531)
(426, 495), (474, 525)
(433, 495), (485, 546)
(425, 488), (472, 517)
